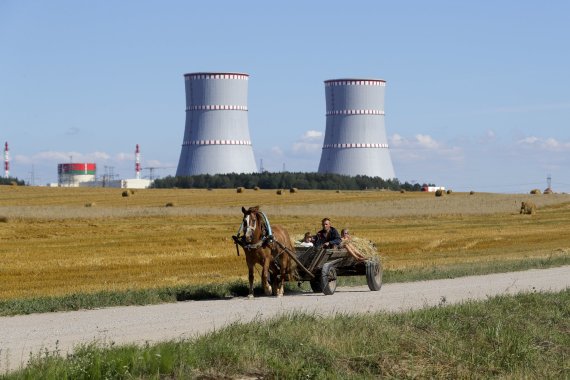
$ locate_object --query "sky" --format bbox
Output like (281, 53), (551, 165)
(1, 1), (569, 193)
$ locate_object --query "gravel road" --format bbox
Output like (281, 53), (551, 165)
(1, 266), (569, 373)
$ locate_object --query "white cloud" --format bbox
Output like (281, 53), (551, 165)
(517, 136), (570, 151)
(518, 136), (539, 145)
(390, 133), (405, 147)
(415, 134), (440, 149)
(389, 133), (463, 162)
(115, 152), (132, 161)
(302, 130), (323, 139)
(291, 130), (323, 154)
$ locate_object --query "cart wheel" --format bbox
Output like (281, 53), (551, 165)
(366, 260), (383, 291)
(309, 279), (322, 293)
(321, 263), (337, 295)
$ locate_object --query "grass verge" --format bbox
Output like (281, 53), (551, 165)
(1, 256), (568, 317)
(4, 289), (569, 379)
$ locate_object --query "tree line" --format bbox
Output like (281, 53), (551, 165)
(0, 177), (25, 186)
(152, 172), (430, 191)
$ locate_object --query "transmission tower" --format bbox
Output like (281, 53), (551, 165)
(547, 173), (552, 189)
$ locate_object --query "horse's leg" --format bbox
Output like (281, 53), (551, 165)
(262, 256), (272, 296)
(245, 253), (255, 298)
(277, 256), (287, 297)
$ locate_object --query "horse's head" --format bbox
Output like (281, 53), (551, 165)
(241, 206), (261, 243)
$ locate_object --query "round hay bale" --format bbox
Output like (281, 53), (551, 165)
(446, 189), (452, 194)
(236, 187), (245, 193)
(336, 190), (341, 193)
(253, 186), (260, 191)
(84, 202), (95, 207)
(165, 202), (175, 207)
(0, 216), (8, 223)
(435, 189), (445, 197)
(530, 189), (541, 195)
(276, 189), (283, 195)
(121, 190), (130, 197)
(207, 188), (213, 191)
(289, 187), (298, 193)
(400, 189), (406, 193)
(470, 191), (475, 195)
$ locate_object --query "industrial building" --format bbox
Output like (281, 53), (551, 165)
(176, 72), (258, 176)
(52, 145), (152, 189)
(318, 78), (395, 179)
(57, 163), (96, 187)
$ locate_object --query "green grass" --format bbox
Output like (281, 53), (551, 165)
(4, 289), (568, 379)
(2, 256), (568, 317)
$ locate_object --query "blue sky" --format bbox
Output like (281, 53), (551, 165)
(1, 1), (569, 192)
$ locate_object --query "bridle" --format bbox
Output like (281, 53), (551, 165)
(234, 209), (274, 251)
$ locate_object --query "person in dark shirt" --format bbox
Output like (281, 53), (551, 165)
(313, 217), (342, 249)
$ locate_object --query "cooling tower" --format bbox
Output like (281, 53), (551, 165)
(176, 72), (257, 176)
(318, 78), (395, 179)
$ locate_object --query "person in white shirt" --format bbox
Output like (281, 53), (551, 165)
(299, 232), (314, 247)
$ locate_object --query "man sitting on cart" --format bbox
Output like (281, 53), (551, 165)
(313, 217), (342, 249)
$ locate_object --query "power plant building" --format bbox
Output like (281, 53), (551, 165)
(318, 78), (395, 179)
(58, 163), (96, 187)
(176, 72), (258, 176)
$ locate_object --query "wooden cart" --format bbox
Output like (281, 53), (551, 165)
(273, 241), (383, 296)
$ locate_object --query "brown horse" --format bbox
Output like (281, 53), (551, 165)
(237, 206), (297, 298)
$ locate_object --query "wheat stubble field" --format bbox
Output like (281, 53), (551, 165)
(0, 186), (569, 301)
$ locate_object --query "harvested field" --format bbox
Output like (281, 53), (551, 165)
(0, 186), (569, 300)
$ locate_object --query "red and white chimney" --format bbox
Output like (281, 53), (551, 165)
(4, 142), (9, 178)
(135, 144), (141, 180)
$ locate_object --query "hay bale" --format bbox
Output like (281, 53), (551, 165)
(446, 189), (452, 194)
(530, 189), (541, 195)
(84, 202), (96, 207)
(236, 187), (245, 193)
(207, 188), (213, 191)
(130, 189), (136, 195)
(336, 190), (341, 193)
(276, 189), (283, 195)
(289, 187), (298, 193)
(470, 191), (475, 195)
(121, 190), (130, 197)
(165, 202), (175, 207)
(400, 189), (406, 193)
(435, 189), (445, 197)
(520, 201), (537, 215)
(0, 216), (8, 223)
(253, 186), (260, 191)
(349, 237), (380, 259)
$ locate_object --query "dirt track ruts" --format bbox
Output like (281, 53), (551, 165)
(1, 266), (569, 373)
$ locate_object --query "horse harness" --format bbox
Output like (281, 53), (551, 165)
(233, 211), (284, 267)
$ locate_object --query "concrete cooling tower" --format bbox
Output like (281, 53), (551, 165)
(318, 78), (395, 179)
(176, 72), (257, 176)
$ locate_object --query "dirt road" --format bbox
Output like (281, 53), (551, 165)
(1, 266), (569, 373)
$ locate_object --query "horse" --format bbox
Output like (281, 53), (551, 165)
(236, 206), (297, 298)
